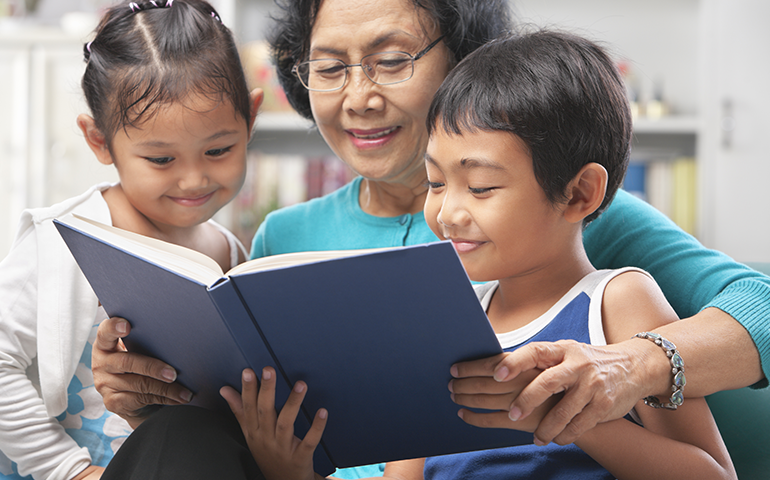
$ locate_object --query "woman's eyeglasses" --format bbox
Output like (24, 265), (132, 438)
(293, 34), (446, 92)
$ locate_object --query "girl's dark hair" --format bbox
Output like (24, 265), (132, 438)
(268, 0), (513, 120)
(427, 30), (632, 224)
(82, 0), (251, 147)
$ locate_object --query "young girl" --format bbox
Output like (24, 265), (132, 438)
(0, 1), (261, 479)
(223, 31), (737, 480)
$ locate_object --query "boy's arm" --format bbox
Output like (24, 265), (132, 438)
(579, 270), (735, 479)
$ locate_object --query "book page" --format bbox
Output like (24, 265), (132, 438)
(226, 246), (394, 276)
(65, 214), (225, 285)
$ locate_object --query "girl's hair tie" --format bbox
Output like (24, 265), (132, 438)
(129, 2), (141, 13)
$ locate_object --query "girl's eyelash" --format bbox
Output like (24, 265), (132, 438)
(425, 181), (444, 189)
(145, 156), (174, 165)
(206, 145), (234, 157)
(469, 186), (497, 194)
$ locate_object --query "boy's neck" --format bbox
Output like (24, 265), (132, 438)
(486, 251), (596, 334)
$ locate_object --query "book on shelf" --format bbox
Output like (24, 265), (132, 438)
(54, 214), (533, 475)
(623, 155), (697, 235)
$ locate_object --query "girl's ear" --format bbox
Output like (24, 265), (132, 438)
(77, 114), (113, 166)
(563, 162), (608, 224)
(248, 88), (264, 135)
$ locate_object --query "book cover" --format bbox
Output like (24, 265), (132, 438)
(55, 216), (533, 472)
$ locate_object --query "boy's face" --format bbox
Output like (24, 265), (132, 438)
(424, 128), (572, 282)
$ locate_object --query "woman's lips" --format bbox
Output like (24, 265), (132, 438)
(346, 126), (400, 149)
(168, 191), (215, 207)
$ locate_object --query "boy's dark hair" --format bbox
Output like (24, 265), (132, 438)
(268, 0), (513, 121)
(82, 0), (251, 148)
(427, 30), (632, 224)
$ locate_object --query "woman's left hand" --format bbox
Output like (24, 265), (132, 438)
(450, 339), (658, 445)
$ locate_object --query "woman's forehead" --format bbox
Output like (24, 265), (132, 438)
(310, 0), (436, 49)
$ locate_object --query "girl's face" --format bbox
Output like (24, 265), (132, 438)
(107, 95), (248, 233)
(308, 0), (452, 187)
(424, 128), (572, 283)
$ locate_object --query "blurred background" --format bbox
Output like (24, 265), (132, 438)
(1, 0), (768, 262)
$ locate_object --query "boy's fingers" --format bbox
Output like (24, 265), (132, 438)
(298, 408), (328, 455)
(256, 367), (277, 428)
(456, 408), (518, 430)
(221, 385), (245, 422)
(451, 353), (507, 379)
(275, 381), (308, 441)
(241, 368), (260, 429)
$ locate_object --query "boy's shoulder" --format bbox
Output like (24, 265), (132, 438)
(600, 268), (678, 344)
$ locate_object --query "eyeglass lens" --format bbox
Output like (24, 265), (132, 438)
(297, 52), (415, 91)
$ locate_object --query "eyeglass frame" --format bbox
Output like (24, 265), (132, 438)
(292, 33), (447, 92)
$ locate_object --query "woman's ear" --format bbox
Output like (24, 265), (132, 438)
(563, 163), (608, 224)
(248, 88), (265, 135)
(77, 114), (113, 166)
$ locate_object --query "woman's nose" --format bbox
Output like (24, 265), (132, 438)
(342, 67), (384, 114)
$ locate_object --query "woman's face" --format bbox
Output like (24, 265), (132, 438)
(308, 0), (452, 187)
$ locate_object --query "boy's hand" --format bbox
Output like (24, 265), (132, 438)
(221, 367), (327, 480)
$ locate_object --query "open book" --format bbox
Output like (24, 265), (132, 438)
(55, 214), (533, 475)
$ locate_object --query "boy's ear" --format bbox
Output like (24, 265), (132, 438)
(77, 114), (113, 166)
(563, 162), (608, 224)
(248, 88), (264, 135)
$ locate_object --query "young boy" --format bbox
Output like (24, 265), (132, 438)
(225, 30), (737, 480)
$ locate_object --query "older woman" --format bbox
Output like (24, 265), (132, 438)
(95, 0), (770, 478)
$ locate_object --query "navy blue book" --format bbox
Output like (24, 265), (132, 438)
(54, 214), (533, 475)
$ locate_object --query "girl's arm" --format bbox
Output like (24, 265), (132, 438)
(577, 270), (736, 479)
(0, 224), (93, 479)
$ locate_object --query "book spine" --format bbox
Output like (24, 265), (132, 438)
(208, 280), (337, 476)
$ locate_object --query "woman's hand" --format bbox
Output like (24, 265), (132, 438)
(91, 317), (193, 429)
(449, 359), (559, 436)
(451, 339), (663, 445)
(221, 368), (327, 480)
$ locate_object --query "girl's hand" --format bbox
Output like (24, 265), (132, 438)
(221, 367), (327, 480)
(91, 317), (193, 429)
(72, 465), (104, 480)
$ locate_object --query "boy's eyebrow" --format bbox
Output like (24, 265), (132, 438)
(425, 153), (506, 171)
(136, 129), (241, 148)
(459, 157), (506, 170)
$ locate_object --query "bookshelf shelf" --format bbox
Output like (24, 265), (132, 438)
(633, 115), (700, 135)
(255, 112), (314, 131)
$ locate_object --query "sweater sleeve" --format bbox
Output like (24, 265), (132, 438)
(0, 222), (91, 480)
(584, 190), (770, 385)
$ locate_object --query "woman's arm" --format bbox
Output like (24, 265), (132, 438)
(452, 191), (768, 446)
(584, 189), (768, 388)
(575, 271), (735, 479)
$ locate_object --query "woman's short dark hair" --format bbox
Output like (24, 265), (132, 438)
(82, 0), (251, 148)
(268, 0), (513, 120)
(427, 30), (632, 224)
